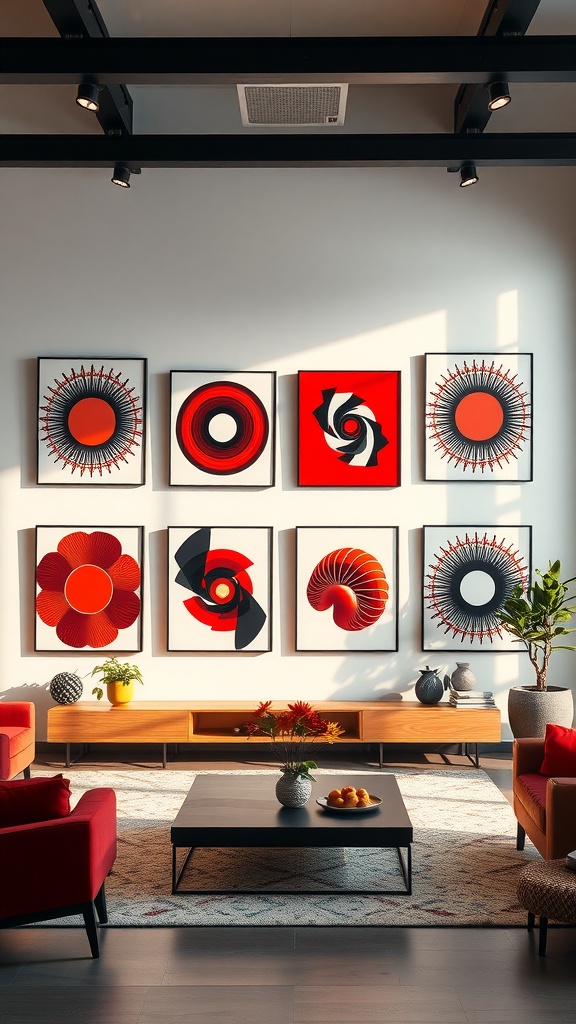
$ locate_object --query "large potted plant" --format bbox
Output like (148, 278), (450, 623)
(91, 657), (143, 707)
(495, 560), (576, 737)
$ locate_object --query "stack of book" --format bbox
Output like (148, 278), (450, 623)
(448, 688), (496, 708)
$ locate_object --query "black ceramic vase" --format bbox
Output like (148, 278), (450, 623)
(415, 666), (446, 705)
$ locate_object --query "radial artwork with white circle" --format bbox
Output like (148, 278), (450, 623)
(37, 358), (146, 485)
(424, 353), (533, 481)
(422, 525), (532, 651)
(170, 371), (276, 486)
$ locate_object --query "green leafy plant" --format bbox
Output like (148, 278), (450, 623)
(495, 560), (576, 691)
(91, 657), (143, 700)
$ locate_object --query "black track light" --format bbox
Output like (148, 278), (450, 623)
(76, 81), (101, 112)
(459, 163), (479, 188)
(111, 164), (131, 188)
(487, 81), (511, 111)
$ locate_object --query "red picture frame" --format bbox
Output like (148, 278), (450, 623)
(298, 370), (400, 487)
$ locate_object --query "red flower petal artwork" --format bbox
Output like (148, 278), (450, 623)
(35, 527), (143, 652)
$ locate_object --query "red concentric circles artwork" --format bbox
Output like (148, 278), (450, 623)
(176, 381), (269, 475)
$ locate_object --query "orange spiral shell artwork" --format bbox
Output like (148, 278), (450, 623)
(306, 547), (389, 631)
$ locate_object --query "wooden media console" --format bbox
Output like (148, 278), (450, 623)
(47, 700), (501, 769)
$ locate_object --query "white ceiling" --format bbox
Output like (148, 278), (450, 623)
(1, 0), (575, 137)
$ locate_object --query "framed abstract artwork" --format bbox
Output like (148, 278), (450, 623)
(167, 526), (272, 652)
(298, 370), (401, 487)
(424, 353), (533, 481)
(37, 358), (146, 485)
(169, 371), (276, 486)
(422, 525), (532, 652)
(295, 526), (399, 652)
(35, 525), (144, 652)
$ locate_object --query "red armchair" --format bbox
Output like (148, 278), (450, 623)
(513, 738), (576, 860)
(0, 787), (117, 957)
(0, 702), (35, 780)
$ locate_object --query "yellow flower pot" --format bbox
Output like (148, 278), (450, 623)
(106, 680), (135, 706)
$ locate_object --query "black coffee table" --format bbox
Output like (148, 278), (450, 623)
(170, 773), (413, 896)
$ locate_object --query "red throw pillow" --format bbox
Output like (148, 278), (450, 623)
(540, 723), (576, 777)
(0, 775), (71, 828)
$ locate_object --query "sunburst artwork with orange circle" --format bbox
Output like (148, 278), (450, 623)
(37, 358), (146, 485)
(424, 353), (533, 481)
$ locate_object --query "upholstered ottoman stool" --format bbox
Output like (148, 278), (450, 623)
(517, 859), (576, 955)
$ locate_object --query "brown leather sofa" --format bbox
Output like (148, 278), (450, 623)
(513, 737), (576, 860)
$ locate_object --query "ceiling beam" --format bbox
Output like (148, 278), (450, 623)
(1, 36), (575, 86)
(455, 0), (543, 134)
(477, 0), (543, 37)
(2, 133), (575, 169)
(41, 0), (133, 136)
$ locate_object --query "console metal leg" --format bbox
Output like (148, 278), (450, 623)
(379, 742), (384, 769)
(65, 743), (70, 768)
(162, 743), (167, 769)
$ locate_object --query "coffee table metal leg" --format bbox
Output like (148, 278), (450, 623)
(395, 845), (412, 895)
(172, 845), (195, 894)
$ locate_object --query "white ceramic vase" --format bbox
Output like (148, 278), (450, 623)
(450, 662), (476, 692)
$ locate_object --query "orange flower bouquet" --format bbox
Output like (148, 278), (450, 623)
(246, 701), (344, 781)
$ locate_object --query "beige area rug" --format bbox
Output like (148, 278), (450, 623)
(34, 768), (540, 927)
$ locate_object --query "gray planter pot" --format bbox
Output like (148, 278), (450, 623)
(507, 685), (574, 739)
(275, 773), (312, 808)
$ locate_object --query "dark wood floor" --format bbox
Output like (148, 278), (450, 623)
(3, 746), (576, 1023)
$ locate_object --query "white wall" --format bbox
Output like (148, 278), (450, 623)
(1, 164), (575, 739)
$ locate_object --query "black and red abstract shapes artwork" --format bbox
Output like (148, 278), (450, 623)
(296, 527), (398, 651)
(168, 527), (272, 651)
(298, 371), (400, 487)
(425, 354), (533, 480)
(422, 525), (531, 651)
(37, 358), (146, 485)
(170, 372), (276, 486)
(35, 526), (143, 652)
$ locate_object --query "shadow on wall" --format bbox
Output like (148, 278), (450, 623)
(0, 683), (52, 741)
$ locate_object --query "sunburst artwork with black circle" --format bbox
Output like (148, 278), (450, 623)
(37, 358), (146, 485)
(424, 353), (532, 481)
(422, 525), (531, 651)
(170, 371), (276, 486)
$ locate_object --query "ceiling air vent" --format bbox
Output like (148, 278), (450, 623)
(237, 84), (348, 126)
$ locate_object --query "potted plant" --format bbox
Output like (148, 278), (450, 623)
(91, 657), (143, 707)
(245, 701), (344, 806)
(495, 560), (576, 737)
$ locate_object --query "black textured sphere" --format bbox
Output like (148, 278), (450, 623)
(50, 671), (83, 705)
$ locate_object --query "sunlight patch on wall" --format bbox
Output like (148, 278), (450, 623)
(496, 289), (519, 349)
(253, 309), (448, 372)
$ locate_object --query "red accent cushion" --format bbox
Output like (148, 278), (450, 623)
(540, 723), (576, 777)
(0, 775), (71, 827)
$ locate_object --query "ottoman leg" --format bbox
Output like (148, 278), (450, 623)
(527, 911), (535, 931)
(538, 916), (548, 957)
